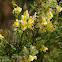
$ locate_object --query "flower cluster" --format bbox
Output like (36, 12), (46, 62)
(13, 3), (62, 33)
(35, 5), (62, 33)
(36, 10), (54, 33)
(13, 7), (22, 15)
(13, 10), (36, 31)
(14, 45), (38, 62)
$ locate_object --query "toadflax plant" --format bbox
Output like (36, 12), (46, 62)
(0, 0), (62, 62)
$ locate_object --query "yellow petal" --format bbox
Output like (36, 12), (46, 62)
(0, 34), (2, 37)
(14, 22), (19, 26)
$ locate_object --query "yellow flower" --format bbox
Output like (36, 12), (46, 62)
(47, 21), (52, 25)
(42, 46), (46, 50)
(17, 7), (22, 13)
(42, 19), (46, 23)
(42, 46), (48, 52)
(34, 56), (37, 60)
(14, 21), (19, 27)
(49, 12), (53, 19)
(13, 7), (22, 14)
(57, 5), (62, 12)
(28, 55), (34, 61)
(27, 22), (33, 29)
(47, 25), (54, 31)
(47, 11), (53, 20)
(24, 11), (27, 15)
(0, 34), (4, 39)
(27, 22), (33, 26)
(24, 10), (29, 19)
(41, 19), (47, 25)
(50, 26), (54, 31)
(28, 23), (32, 25)
(32, 46), (35, 49)
(21, 15), (26, 22)
(21, 24), (26, 28)
(21, 24), (27, 30)
(24, 10), (28, 15)
(14, 8), (16, 11)
(49, 13), (51, 17)
(13, 8), (16, 14)
(28, 18), (34, 22)
(0, 34), (2, 37)
(48, 21), (52, 24)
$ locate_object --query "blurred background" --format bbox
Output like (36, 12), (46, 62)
(0, 0), (13, 33)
